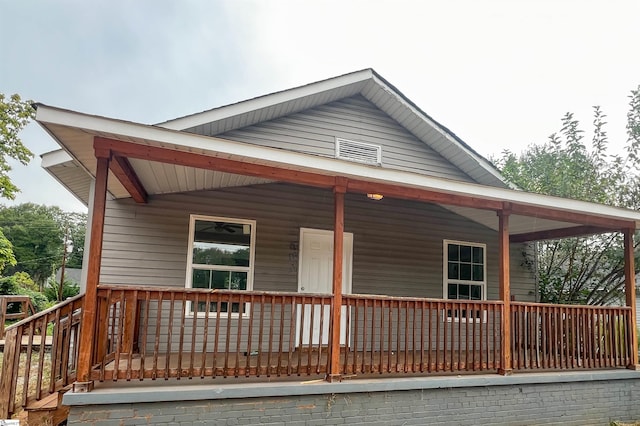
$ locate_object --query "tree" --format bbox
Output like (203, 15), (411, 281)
(0, 93), (34, 200)
(0, 204), (87, 288)
(0, 229), (17, 272)
(58, 211), (87, 269)
(0, 203), (65, 287)
(494, 85), (640, 305)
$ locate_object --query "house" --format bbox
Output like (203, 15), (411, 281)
(3, 69), (640, 424)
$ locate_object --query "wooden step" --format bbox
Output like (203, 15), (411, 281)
(25, 392), (60, 411)
(18, 388), (70, 426)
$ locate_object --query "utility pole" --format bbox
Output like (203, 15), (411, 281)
(58, 226), (69, 302)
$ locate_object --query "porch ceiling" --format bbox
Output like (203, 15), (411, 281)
(37, 104), (640, 240)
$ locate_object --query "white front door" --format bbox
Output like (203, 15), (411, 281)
(297, 228), (353, 346)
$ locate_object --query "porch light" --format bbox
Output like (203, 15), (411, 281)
(367, 193), (384, 201)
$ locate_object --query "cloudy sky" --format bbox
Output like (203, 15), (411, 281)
(1, 0), (639, 212)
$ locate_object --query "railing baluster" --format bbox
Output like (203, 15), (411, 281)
(343, 297), (351, 375)
(449, 301), (455, 372)
(287, 295), (295, 376)
(435, 301), (441, 372)
(176, 291), (187, 379)
(396, 300), (402, 373)
(386, 300), (392, 373)
(245, 293), (254, 377)
(189, 292), (199, 379)
(234, 293), (245, 377)
(420, 300), (426, 373)
(201, 292), (211, 378)
(362, 297), (368, 374)
(306, 296), (315, 373)
(266, 294), (275, 377)
(295, 296), (304, 375)
(139, 291), (150, 380)
(257, 293), (265, 376)
(153, 291), (163, 379)
(371, 298), (377, 373)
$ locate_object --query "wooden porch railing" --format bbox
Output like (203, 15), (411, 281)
(1, 295), (36, 339)
(342, 294), (504, 374)
(89, 285), (636, 385)
(94, 285), (333, 381)
(511, 302), (633, 370)
(0, 294), (83, 419)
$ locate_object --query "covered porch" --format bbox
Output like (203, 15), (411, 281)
(35, 104), (640, 391)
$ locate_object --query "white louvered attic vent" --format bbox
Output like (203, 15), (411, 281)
(335, 138), (382, 165)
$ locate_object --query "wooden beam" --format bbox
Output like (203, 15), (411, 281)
(75, 151), (109, 390)
(110, 155), (148, 203)
(498, 207), (512, 375)
(94, 137), (636, 230)
(510, 203), (633, 230)
(328, 182), (346, 382)
(94, 137), (336, 189)
(347, 180), (502, 211)
(624, 229), (638, 368)
(510, 225), (615, 243)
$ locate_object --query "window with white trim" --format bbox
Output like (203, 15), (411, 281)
(443, 240), (486, 320)
(186, 215), (255, 314)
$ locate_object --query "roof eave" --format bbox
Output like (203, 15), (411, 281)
(35, 104), (640, 229)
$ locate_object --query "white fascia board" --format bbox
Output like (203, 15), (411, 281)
(368, 74), (510, 188)
(41, 149), (74, 168)
(35, 105), (640, 227)
(156, 69), (373, 131)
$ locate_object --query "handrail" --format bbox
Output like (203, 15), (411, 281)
(512, 300), (633, 311)
(0, 294), (84, 419)
(0, 296), (37, 339)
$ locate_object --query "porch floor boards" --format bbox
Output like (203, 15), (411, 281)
(93, 349), (500, 381)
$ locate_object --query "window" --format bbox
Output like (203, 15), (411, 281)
(186, 215), (256, 314)
(443, 240), (486, 320)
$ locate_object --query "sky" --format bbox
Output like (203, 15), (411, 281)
(1, 0), (639, 213)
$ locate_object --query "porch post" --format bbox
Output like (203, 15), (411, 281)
(328, 179), (347, 382)
(74, 146), (110, 392)
(624, 228), (639, 368)
(498, 206), (512, 375)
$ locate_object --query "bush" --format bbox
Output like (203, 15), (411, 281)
(43, 277), (80, 302)
(0, 272), (50, 312)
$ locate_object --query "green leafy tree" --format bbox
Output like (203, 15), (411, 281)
(60, 211), (87, 269)
(0, 93), (34, 200)
(0, 203), (65, 287)
(494, 85), (640, 305)
(0, 229), (17, 272)
(0, 204), (86, 289)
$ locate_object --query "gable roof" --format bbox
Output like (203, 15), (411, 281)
(36, 70), (640, 237)
(157, 69), (509, 189)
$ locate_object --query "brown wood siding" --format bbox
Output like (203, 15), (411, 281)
(186, 95), (474, 183)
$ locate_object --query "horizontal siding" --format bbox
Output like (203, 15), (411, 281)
(188, 95), (474, 183)
(100, 183), (535, 302)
